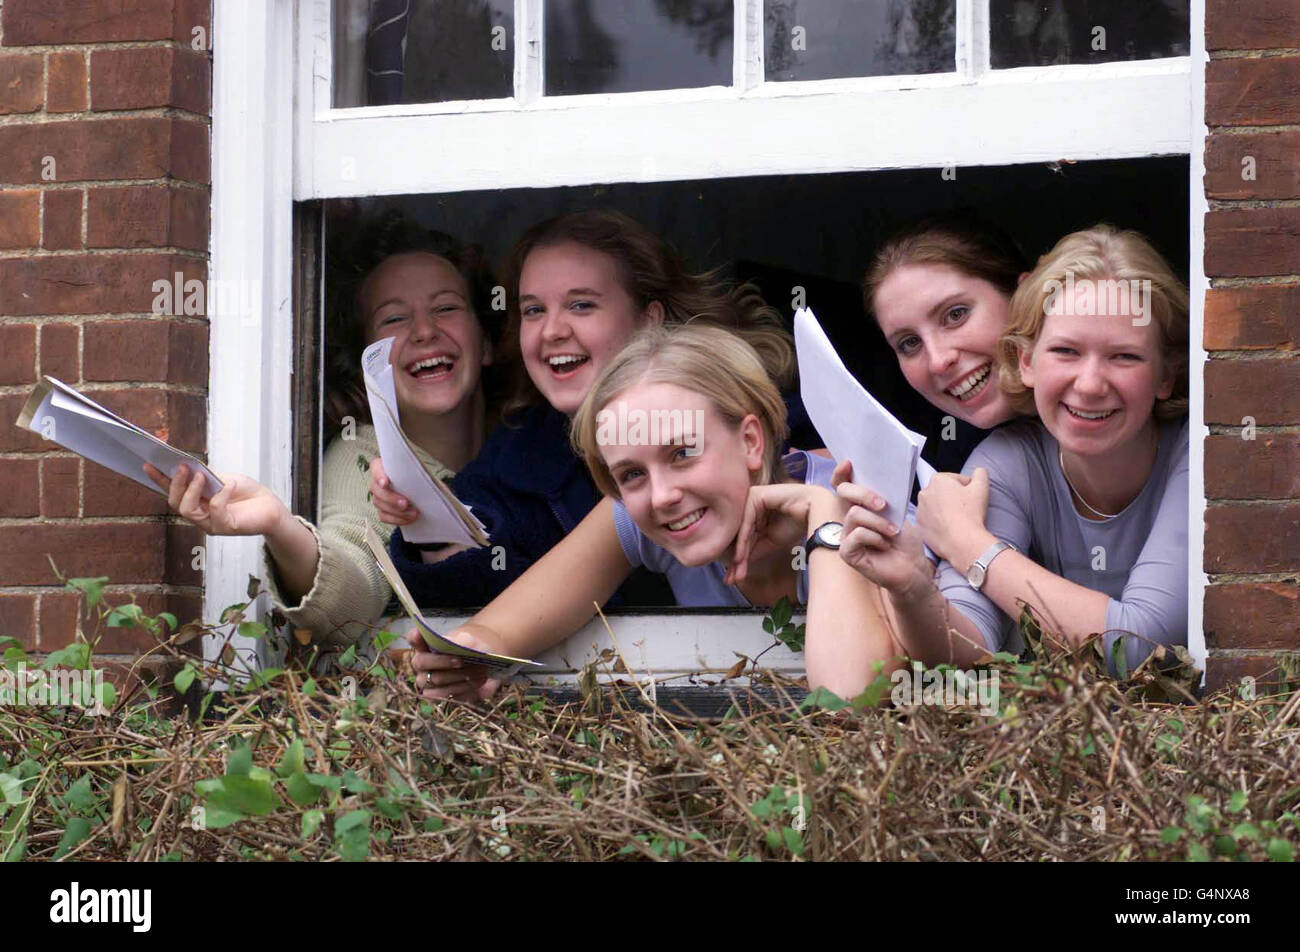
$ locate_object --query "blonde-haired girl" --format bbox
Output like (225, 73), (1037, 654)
(845, 225), (1190, 673)
(405, 323), (901, 701)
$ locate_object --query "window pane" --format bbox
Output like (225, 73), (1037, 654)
(544, 0), (733, 96)
(765, 0), (955, 81)
(990, 0), (1189, 68)
(332, 0), (514, 108)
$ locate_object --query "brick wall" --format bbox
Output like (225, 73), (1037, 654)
(0, 0), (211, 676)
(1203, 0), (1300, 692)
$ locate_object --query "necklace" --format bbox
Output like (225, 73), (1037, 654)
(1058, 446), (1120, 520)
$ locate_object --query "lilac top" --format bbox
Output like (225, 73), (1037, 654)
(935, 418), (1190, 673)
(612, 451), (837, 608)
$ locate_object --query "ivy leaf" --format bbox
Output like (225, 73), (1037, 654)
(1227, 790), (1248, 814)
(302, 809), (324, 839)
(106, 603), (145, 628)
(53, 817), (92, 860)
(799, 687), (848, 712)
(226, 743), (253, 778)
(198, 775), (281, 817)
(276, 739), (306, 778)
(237, 621), (268, 641)
(1266, 839), (1294, 862)
(173, 664), (197, 696)
(66, 776), (97, 815)
(65, 577), (109, 611)
(285, 773), (321, 808)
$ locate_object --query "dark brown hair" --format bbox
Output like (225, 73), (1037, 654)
(497, 209), (793, 419)
(862, 210), (1029, 320)
(323, 210), (505, 444)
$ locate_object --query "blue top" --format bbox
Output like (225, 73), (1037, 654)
(612, 450), (837, 607)
(935, 418), (1190, 673)
(390, 404), (673, 609)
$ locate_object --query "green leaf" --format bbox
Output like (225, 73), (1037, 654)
(334, 810), (372, 862)
(238, 621), (268, 641)
(96, 681), (117, 711)
(2, 646), (26, 668)
(850, 674), (893, 710)
(66, 577), (109, 611)
(373, 630), (399, 652)
(306, 773), (343, 793)
(1109, 634), (1129, 679)
(199, 775), (281, 817)
(799, 686), (848, 712)
(761, 617), (774, 635)
(1160, 826), (1184, 844)
(1186, 842), (1210, 862)
(1266, 838), (1294, 862)
(158, 612), (178, 633)
(782, 826), (804, 857)
(106, 603), (145, 628)
(1227, 790), (1248, 814)
(1232, 822), (1260, 841)
(285, 772), (320, 808)
(1213, 834), (1237, 856)
(375, 798), (404, 821)
(276, 739), (306, 778)
(302, 678), (317, 698)
(423, 817), (445, 833)
(226, 743), (253, 777)
(53, 817), (91, 860)
(334, 809), (370, 834)
(66, 775), (97, 815)
(173, 664), (197, 695)
(338, 645), (358, 668)
(342, 770), (374, 794)
(247, 667), (283, 689)
(301, 809), (324, 839)
(0, 774), (24, 806)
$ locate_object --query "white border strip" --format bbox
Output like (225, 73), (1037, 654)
(1186, 0), (1208, 675)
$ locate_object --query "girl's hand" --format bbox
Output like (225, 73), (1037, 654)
(405, 628), (503, 702)
(726, 483), (842, 585)
(835, 470), (932, 596)
(143, 463), (288, 538)
(916, 467), (990, 563)
(369, 457), (420, 526)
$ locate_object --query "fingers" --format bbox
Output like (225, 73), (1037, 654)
(726, 496), (763, 585)
(830, 458), (853, 489)
(369, 463), (418, 525)
(166, 463), (190, 511)
(843, 505), (899, 543)
(836, 481), (887, 512)
(178, 467), (209, 520)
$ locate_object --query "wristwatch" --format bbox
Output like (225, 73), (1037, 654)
(804, 521), (843, 556)
(967, 540), (1017, 591)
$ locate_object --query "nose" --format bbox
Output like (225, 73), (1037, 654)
(409, 311), (441, 344)
(928, 338), (959, 378)
(649, 469), (684, 514)
(539, 308), (572, 343)
(1074, 357), (1110, 397)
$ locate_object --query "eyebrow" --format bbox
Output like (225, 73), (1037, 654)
(371, 289), (465, 313)
(518, 288), (605, 302)
(926, 291), (967, 320)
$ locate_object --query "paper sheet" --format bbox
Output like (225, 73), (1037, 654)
(364, 526), (539, 671)
(361, 337), (487, 547)
(16, 376), (223, 498)
(794, 308), (927, 527)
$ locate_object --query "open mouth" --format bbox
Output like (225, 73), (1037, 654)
(1063, 403), (1118, 421)
(664, 508), (706, 534)
(406, 355), (456, 380)
(546, 354), (590, 379)
(945, 363), (992, 402)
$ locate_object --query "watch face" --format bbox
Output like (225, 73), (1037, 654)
(816, 523), (842, 548)
(967, 563), (986, 589)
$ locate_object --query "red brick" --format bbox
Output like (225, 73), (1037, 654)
(1207, 0), (1300, 50)
(91, 46), (209, 114)
(1204, 285), (1300, 350)
(0, 323), (37, 384)
(166, 523), (205, 587)
(1207, 56), (1300, 127)
(0, 458), (40, 517)
(46, 51), (88, 113)
(40, 456), (80, 518)
(42, 188), (84, 251)
(1206, 432), (1300, 499)
(0, 253), (206, 317)
(84, 319), (208, 386)
(87, 387), (207, 454)
(0, 395), (49, 452)
(0, 523), (168, 585)
(87, 185), (209, 251)
(1204, 654), (1300, 697)
(40, 590), (195, 653)
(0, 53), (43, 115)
(1205, 208), (1300, 278)
(1205, 502), (1300, 573)
(1205, 358), (1300, 425)
(94, 591), (204, 653)
(0, 117), (209, 185)
(1, 0), (211, 45)
(83, 458), (168, 516)
(0, 594), (37, 649)
(1205, 583), (1300, 650)
(39, 322), (80, 382)
(1205, 131), (1300, 201)
(38, 592), (85, 650)
(0, 190), (40, 249)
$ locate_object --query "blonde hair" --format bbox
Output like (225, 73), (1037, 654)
(999, 225), (1188, 420)
(571, 323), (790, 499)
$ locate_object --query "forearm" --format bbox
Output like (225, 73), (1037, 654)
(263, 511), (322, 602)
(885, 581), (990, 668)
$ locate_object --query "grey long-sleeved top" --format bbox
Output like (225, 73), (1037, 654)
(935, 417), (1189, 673)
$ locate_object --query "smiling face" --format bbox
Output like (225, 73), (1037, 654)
(873, 262), (1017, 429)
(1018, 281), (1173, 459)
(598, 382), (764, 567)
(361, 251), (489, 419)
(518, 242), (655, 417)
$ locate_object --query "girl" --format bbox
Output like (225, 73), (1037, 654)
(407, 324), (899, 702)
(840, 226), (1189, 673)
(146, 212), (501, 644)
(371, 209), (793, 608)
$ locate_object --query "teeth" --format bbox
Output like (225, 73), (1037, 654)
(547, 355), (587, 368)
(947, 364), (991, 399)
(1066, 406), (1117, 420)
(666, 509), (704, 531)
(410, 356), (453, 373)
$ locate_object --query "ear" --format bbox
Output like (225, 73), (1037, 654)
(643, 300), (666, 327)
(1155, 359), (1175, 401)
(1017, 271), (1030, 287)
(1017, 342), (1036, 389)
(739, 413), (765, 475)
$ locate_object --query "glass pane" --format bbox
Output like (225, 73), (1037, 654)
(332, 0), (514, 108)
(544, 0), (733, 96)
(765, 0), (955, 81)
(990, 0), (1189, 68)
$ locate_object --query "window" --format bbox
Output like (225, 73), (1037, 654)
(208, 1), (1204, 675)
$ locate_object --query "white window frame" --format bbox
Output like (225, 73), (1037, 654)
(208, 0), (1208, 677)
